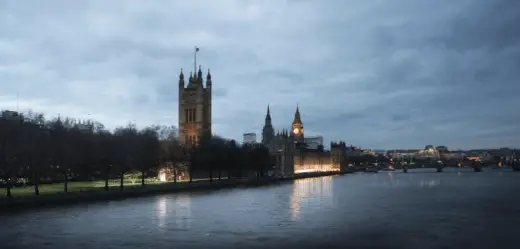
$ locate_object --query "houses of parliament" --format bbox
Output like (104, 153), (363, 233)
(177, 66), (212, 145)
(177, 65), (349, 177)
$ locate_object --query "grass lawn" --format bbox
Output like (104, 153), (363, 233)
(2, 178), (169, 197)
(1, 177), (231, 197)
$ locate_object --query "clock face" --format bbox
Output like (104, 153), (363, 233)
(293, 128), (299, 134)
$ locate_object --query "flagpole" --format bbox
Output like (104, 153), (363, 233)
(194, 46), (197, 76)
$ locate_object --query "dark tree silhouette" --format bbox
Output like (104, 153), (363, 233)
(0, 110), (274, 197)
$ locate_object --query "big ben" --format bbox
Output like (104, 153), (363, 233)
(291, 105), (304, 143)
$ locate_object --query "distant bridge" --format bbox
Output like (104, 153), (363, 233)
(399, 162), (484, 173)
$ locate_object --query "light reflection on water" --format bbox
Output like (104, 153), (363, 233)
(156, 197), (167, 228)
(155, 194), (192, 230)
(419, 179), (440, 188)
(290, 176), (333, 220)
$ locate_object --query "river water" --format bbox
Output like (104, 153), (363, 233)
(1, 168), (519, 249)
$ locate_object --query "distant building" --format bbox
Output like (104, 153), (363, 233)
(304, 136), (323, 150)
(243, 132), (257, 144)
(260, 105), (348, 176)
(74, 122), (92, 133)
(1, 110), (23, 121)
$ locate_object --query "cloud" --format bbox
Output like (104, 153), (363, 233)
(1, 0), (519, 149)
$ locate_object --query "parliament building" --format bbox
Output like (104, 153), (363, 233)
(261, 105), (349, 176)
(177, 66), (212, 146)
(172, 62), (349, 178)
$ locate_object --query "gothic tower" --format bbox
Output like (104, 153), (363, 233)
(261, 105), (275, 151)
(290, 105), (304, 143)
(178, 66), (212, 146)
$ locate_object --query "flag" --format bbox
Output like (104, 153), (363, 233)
(195, 47), (199, 52)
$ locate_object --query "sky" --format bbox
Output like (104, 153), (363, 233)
(1, 0), (519, 150)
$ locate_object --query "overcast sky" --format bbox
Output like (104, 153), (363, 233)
(1, 0), (519, 150)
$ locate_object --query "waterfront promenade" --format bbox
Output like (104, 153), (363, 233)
(1, 167), (518, 249)
(0, 171), (344, 211)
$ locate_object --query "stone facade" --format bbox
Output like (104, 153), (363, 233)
(330, 141), (350, 172)
(157, 65), (213, 182)
(178, 66), (212, 146)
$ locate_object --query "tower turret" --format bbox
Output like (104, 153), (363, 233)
(262, 104), (275, 151)
(178, 69), (184, 87)
(203, 67), (212, 138)
(197, 65), (203, 79)
(290, 105), (304, 143)
(206, 69), (212, 88)
(178, 62), (212, 146)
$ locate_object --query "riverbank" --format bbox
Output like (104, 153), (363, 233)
(0, 170), (349, 212)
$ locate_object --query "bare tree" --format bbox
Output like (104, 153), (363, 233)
(136, 127), (160, 187)
(114, 124), (139, 191)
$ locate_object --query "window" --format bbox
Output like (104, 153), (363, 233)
(185, 108), (198, 123)
(185, 135), (198, 145)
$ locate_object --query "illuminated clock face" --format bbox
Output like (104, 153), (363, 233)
(293, 128), (299, 134)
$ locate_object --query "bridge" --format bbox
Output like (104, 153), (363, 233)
(382, 161), (520, 173)
(399, 162), (484, 173)
(358, 158), (505, 173)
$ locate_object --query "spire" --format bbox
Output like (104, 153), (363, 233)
(197, 65), (202, 79)
(206, 69), (211, 80)
(261, 104), (275, 146)
(292, 104), (302, 124)
(265, 104), (271, 121)
(179, 68), (185, 87)
(206, 69), (212, 88)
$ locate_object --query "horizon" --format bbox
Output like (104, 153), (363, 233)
(2, 108), (517, 152)
(2, 0), (519, 149)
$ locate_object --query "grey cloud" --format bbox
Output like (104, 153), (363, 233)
(132, 93), (150, 105)
(391, 114), (410, 122)
(439, 1), (520, 52)
(1, 0), (519, 149)
(255, 69), (303, 83)
(212, 88), (228, 98)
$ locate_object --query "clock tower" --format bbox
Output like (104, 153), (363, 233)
(290, 105), (304, 143)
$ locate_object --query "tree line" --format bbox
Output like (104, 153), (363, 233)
(0, 110), (272, 197)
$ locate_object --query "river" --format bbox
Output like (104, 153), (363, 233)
(1, 168), (519, 249)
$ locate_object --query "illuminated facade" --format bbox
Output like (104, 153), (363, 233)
(158, 65), (212, 182)
(178, 66), (212, 146)
(261, 105), (349, 176)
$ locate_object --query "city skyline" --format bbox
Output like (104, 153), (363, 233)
(1, 0), (519, 149)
